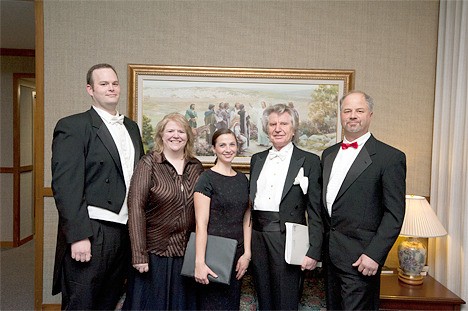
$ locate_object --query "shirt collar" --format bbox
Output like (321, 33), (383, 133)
(343, 132), (371, 147)
(271, 141), (294, 153)
(93, 106), (120, 124)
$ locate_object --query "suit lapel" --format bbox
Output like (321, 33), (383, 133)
(123, 119), (142, 168)
(89, 109), (124, 176)
(281, 146), (305, 201)
(250, 150), (268, 203)
(322, 144), (340, 205)
(334, 136), (376, 202)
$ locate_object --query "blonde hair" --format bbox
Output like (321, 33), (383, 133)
(153, 113), (196, 159)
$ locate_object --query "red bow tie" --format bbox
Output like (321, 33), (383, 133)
(341, 142), (358, 150)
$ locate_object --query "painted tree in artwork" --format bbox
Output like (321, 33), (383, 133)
(142, 114), (154, 152)
(305, 84), (339, 135)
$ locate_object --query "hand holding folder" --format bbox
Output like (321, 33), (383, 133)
(181, 232), (238, 285)
(285, 222), (309, 265)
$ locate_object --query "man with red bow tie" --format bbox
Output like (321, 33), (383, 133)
(321, 90), (406, 310)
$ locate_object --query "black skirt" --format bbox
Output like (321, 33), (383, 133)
(123, 254), (197, 310)
(195, 247), (244, 310)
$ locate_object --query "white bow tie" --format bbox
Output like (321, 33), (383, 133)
(268, 148), (287, 161)
(109, 115), (124, 125)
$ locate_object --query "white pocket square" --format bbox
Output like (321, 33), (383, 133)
(293, 167), (308, 195)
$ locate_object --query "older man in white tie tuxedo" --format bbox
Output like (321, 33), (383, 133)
(249, 103), (323, 310)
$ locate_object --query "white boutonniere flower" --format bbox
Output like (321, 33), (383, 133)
(293, 167), (308, 194)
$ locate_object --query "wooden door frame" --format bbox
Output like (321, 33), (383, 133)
(13, 73), (36, 247)
(34, 1), (46, 309)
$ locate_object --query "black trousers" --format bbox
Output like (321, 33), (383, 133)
(61, 219), (130, 310)
(251, 211), (303, 310)
(325, 257), (381, 310)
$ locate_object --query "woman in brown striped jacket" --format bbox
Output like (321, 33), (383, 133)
(123, 113), (204, 310)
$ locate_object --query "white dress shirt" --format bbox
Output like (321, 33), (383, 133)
(87, 106), (135, 224)
(254, 142), (294, 212)
(326, 132), (371, 216)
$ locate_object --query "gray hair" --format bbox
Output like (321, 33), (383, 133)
(261, 103), (299, 143)
(339, 90), (374, 112)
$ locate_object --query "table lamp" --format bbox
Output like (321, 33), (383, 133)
(397, 195), (447, 285)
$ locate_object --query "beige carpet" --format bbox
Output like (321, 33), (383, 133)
(0, 240), (35, 310)
(239, 269), (326, 310)
(0, 240), (325, 311)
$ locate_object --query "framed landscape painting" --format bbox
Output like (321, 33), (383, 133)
(128, 65), (354, 171)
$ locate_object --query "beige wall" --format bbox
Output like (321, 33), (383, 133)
(40, 0), (439, 304)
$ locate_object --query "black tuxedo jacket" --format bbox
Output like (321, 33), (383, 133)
(321, 135), (406, 272)
(51, 107), (144, 294)
(249, 145), (323, 260)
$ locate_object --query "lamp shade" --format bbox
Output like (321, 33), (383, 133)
(400, 195), (447, 238)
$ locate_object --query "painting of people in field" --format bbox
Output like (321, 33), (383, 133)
(129, 66), (354, 167)
(138, 79), (342, 161)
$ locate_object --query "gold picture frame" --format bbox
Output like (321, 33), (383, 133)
(128, 64), (354, 171)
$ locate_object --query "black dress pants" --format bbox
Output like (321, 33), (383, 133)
(251, 211), (303, 310)
(61, 219), (130, 310)
(325, 256), (381, 310)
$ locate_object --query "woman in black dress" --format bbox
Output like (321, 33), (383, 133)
(193, 128), (251, 310)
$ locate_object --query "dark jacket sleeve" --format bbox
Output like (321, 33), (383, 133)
(304, 153), (324, 261)
(51, 115), (93, 244)
(365, 149), (406, 265)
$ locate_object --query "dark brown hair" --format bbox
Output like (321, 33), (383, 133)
(86, 63), (118, 86)
(211, 128), (237, 147)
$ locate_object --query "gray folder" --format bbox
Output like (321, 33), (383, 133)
(181, 232), (238, 285)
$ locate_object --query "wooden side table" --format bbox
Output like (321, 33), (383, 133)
(380, 273), (465, 310)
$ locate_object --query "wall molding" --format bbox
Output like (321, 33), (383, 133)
(0, 48), (35, 57)
(43, 187), (53, 197)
